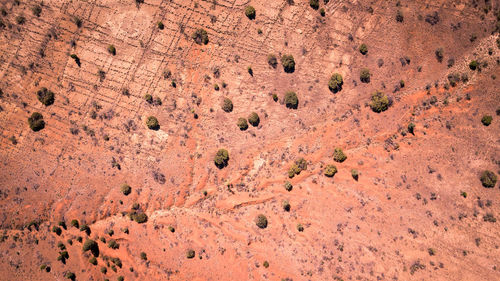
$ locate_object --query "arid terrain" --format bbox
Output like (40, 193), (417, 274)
(0, 0), (499, 280)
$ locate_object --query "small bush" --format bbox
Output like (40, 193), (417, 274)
(351, 169), (359, 180)
(328, 73), (343, 93)
(108, 45), (116, 55)
(333, 148), (347, 162)
(281, 55), (295, 73)
(157, 21), (164, 30)
(282, 200), (291, 212)
(82, 239), (99, 256)
(186, 249), (195, 259)
(70, 54), (81, 66)
(245, 6), (256, 19)
(32, 5), (42, 17)
(481, 115), (492, 126)
(214, 149), (229, 168)
(396, 10), (404, 22)
(168, 226), (175, 232)
(297, 223), (304, 232)
(144, 94), (153, 104)
(483, 213), (497, 223)
(320, 8), (325, 16)
(369, 91), (390, 113)
(108, 240), (119, 249)
(65, 272), (76, 280)
(360, 68), (371, 83)
(121, 184), (132, 195)
(428, 248), (436, 256)
(284, 91), (298, 109)
(408, 122), (415, 134)
(248, 112), (260, 126)
(117, 276), (124, 281)
(263, 261), (269, 268)
(435, 48), (444, 62)
(16, 16), (25, 25)
(267, 54), (278, 68)
(309, 0), (319, 10)
(272, 93), (278, 102)
(140, 252), (147, 261)
(89, 257), (97, 265)
(480, 170), (497, 188)
(255, 214), (268, 229)
(80, 224), (91, 235)
(469, 60), (478, 70)
(192, 28), (209, 45)
(221, 98), (233, 112)
(146, 116), (159, 130)
(28, 112), (45, 131)
(284, 181), (293, 191)
(359, 44), (368, 55)
(324, 165), (337, 177)
(70, 219), (79, 228)
(237, 118), (248, 131)
(52, 226), (62, 235)
(130, 212), (148, 223)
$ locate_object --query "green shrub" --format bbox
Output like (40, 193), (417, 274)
(52, 226), (62, 235)
(168, 226), (175, 232)
(237, 118), (248, 130)
(369, 91), (390, 113)
(481, 115), (492, 126)
(214, 149), (229, 168)
(221, 98), (233, 112)
(428, 248), (436, 256)
(245, 6), (256, 19)
(70, 219), (79, 228)
(157, 21), (164, 30)
(32, 5), (42, 17)
(333, 148), (347, 162)
(192, 28), (209, 45)
(117, 276), (124, 281)
(400, 80), (405, 88)
(255, 214), (268, 229)
(435, 48), (444, 62)
(65, 272), (76, 280)
(70, 54), (81, 66)
(146, 116), (159, 130)
(320, 8), (325, 16)
(28, 112), (45, 131)
(121, 184), (132, 195)
(101, 267), (107, 274)
(324, 165), (337, 177)
(360, 68), (371, 83)
(16, 16), (25, 25)
(469, 60), (478, 70)
(248, 112), (260, 126)
(89, 256), (97, 265)
(328, 73), (343, 93)
(284, 181), (293, 191)
(351, 169), (359, 180)
(108, 239), (119, 249)
(267, 54), (278, 68)
(483, 213), (497, 223)
(247, 66), (253, 76)
(144, 94), (153, 104)
(112, 257), (122, 267)
(408, 122), (415, 134)
(82, 239), (99, 256)
(140, 252), (147, 261)
(281, 55), (295, 73)
(186, 249), (195, 259)
(108, 45), (116, 55)
(263, 261), (269, 268)
(359, 44), (368, 55)
(309, 0), (319, 10)
(480, 170), (497, 188)
(297, 223), (304, 232)
(288, 158), (307, 178)
(282, 200), (291, 212)
(130, 212), (148, 223)
(214, 84), (219, 91)
(284, 91), (298, 109)
(396, 10), (404, 22)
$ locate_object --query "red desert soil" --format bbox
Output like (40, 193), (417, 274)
(0, 0), (499, 280)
